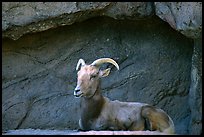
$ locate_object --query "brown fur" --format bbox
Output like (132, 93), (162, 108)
(141, 105), (172, 132)
(80, 83), (105, 130)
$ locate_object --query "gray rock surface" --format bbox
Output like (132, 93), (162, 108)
(188, 37), (202, 135)
(155, 2), (202, 39)
(3, 16), (194, 134)
(2, 2), (154, 40)
(3, 2), (201, 40)
(2, 2), (202, 135)
(3, 129), (169, 135)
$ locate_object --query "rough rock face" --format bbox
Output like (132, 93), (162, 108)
(2, 2), (202, 40)
(2, 16), (193, 134)
(3, 129), (170, 135)
(188, 37), (202, 135)
(2, 2), (154, 40)
(155, 2), (202, 39)
(2, 2), (202, 135)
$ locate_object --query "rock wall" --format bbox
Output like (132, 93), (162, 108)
(188, 37), (202, 135)
(2, 2), (202, 40)
(3, 129), (172, 135)
(155, 2), (202, 39)
(2, 2), (154, 40)
(2, 2), (202, 135)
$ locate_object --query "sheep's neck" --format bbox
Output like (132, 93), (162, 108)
(80, 83), (105, 129)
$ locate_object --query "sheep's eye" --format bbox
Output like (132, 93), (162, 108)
(90, 75), (97, 80)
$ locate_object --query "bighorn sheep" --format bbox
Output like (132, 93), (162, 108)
(74, 58), (175, 134)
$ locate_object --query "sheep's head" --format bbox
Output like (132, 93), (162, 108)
(74, 58), (119, 98)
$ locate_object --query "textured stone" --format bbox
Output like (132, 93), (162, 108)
(2, 2), (78, 30)
(3, 129), (170, 135)
(2, 16), (194, 134)
(2, 2), (154, 40)
(155, 2), (202, 39)
(2, 2), (202, 40)
(188, 37), (202, 135)
(104, 2), (153, 19)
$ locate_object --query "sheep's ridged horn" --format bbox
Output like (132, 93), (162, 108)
(76, 59), (86, 71)
(91, 58), (119, 70)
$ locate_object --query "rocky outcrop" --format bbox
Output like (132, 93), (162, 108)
(188, 37), (202, 135)
(3, 2), (202, 40)
(2, 2), (202, 135)
(2, 2), (154, 40)
(155, 2), (202, 39)
(3, 129), (170, 135)
(2, 16), (194, 134)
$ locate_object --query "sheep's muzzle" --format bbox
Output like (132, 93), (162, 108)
(74, 86), (83, 98)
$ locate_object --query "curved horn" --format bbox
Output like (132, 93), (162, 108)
(76, 59), (86, 71)
(91, 58), (119, 70)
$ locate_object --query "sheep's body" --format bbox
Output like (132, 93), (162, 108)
(74, 58), (175, 134)
(79, 94), (174, 134)
(79, 97), (147, 131)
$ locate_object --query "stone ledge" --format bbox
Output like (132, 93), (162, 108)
(3, 129), (173, 135)
(73, 130), (171, 135)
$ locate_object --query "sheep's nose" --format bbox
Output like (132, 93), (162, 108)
(74, 89), (80, 93)
(74, 86), (81, 96)
(74, 86), (80, 92)
(74, 86), (83, 98)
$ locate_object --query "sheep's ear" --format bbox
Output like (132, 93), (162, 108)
(99, 68), (111, 77)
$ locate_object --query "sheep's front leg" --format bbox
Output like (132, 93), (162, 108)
(78, 119), (83, 130)
(90, 117), (109, 130)
(78, 118), (93, 131)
